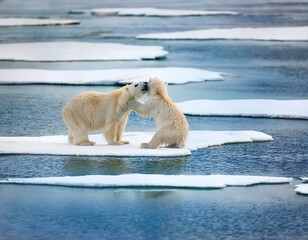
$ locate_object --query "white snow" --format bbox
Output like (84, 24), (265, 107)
(0, 131), (272, 157)
(176, 99), (308, 120)
(137, 26), (308, 41)
(295, 184), (308, 195)
(70, 8), (239, 16)
(0, 18), (80, 26)
(0, 174), (292, 189)
(0, 68), (223, 85)
(0, 42), (168, 62)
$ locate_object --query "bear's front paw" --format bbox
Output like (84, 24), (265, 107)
(121, 140), (130, 145)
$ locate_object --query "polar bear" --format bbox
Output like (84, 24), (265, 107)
(62, 82), (148, 146)
(128, 77), (189, 149)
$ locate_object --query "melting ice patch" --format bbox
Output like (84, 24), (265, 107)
(69, 8), (239, 16)
(0, 18), (79, 26)
(176, 99), (308, 120)
(0, 131), (272, 157)
(295, 184), (308, 195)
(137, 26), (308, 41)
(0, 42), (168, 62)
(295, 177), (308, 195)
(0, 68), (223, 85)
(0, 174), (292, 189)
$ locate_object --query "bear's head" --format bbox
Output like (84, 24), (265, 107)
(126, 82), (148, 99)
(147, 77), (168, 97)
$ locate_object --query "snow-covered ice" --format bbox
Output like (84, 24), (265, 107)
(69, 8), (239, 16)
(0, 131), (272, 157)
(0, 42), (168, 62)
(137, 26), (308, 41)
(295, 184), (308, 195)
(294, 178), (308, 195)
(0, 174), (292, 189)
(0, 18), (80, 26)
(176, 99), (308, 120)
(0, 68), (223, 85)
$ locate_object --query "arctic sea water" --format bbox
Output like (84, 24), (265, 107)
(0, 0), (307, 239)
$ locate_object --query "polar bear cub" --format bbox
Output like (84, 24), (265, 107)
(62, 82), (148, 146)
(128, 77), (189, 149)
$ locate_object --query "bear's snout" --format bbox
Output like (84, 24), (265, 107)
(140, 82), (148, 92)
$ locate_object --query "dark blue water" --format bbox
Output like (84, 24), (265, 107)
(0, 0), (308, 239)
(0, 184), (307, 240)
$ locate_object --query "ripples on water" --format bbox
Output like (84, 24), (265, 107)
(0, 184), (307, 240)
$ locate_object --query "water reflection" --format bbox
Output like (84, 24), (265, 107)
(141, 156), (189, 174)
(65, 156), (128, 175)
(112, 190), (177, 199)
(64, 156), (189, 176)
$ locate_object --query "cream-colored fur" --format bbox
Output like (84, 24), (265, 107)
(62, 83), (146, 146)
(128, 77), (189, 149)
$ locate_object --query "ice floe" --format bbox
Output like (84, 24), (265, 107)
(0, 68), (223, 85)
(0, 174), (292, 189)
(294, 178), (308, 195)
(137, 26), (308, 41)
(0, 131), (272, 157)
(176, 99), (308, 120)
(69, 8), (239, 16)
(0, 18), (80, 26)
(301, 177), (308, 182)
(295, 184), (308, 195)
(0, 42), (168, 62)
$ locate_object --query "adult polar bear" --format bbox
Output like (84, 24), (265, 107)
(62, 82), (148, 146)
(128, 77), (189, 149)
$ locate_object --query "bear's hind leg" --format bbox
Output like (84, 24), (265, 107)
(166, 144), (177, 148)
(141, 132), (162, 149)
(166, 143), (184, 149)
(73, 128), (95, 146)
(166, 132), (186, 149)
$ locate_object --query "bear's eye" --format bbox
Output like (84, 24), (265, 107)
(134, 84), (138, 87)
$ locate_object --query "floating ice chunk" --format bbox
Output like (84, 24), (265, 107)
(295, 184), (308, 195)
(69, 8), (239, 16)
(0, 131), (272, 157)
(176, 99), (308, 120)
(296, 179), (308, 195)
(0, 174), (292, 189)
(185, 131), (272, 151)
(137, 26), (308, 41)
(0, 68), (223, 85)
(0, 42), (168, 62)
(0, 18), (80, 26)
(301, 177), (308, 183)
